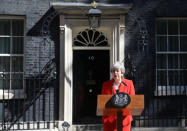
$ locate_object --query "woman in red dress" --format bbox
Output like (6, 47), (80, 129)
(102, 61), (135, 131)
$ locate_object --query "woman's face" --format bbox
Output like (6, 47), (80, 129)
(111, 68), (123, 81)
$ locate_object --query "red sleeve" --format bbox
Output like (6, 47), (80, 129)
(101, 81), (112, 95)
(101, 83), (106, 94)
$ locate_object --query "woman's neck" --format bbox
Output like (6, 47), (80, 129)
(114, 78), (121, 86)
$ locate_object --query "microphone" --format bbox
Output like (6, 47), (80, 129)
(122, 81), (129, 93)
(122, 81), (127, 86)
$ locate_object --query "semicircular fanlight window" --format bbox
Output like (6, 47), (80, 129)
(73, 29), (108, 46)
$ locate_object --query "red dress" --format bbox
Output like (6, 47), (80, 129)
(101, 77), (135, 131)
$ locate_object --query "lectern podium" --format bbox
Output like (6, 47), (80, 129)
(97, 95), (144, 131)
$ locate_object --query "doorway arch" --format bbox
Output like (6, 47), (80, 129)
(57, 9), (128, 130)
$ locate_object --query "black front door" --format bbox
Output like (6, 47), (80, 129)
(73, 50), (110, 124)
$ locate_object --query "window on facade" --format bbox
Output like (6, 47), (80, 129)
(155, 18), (187, 96)
(0, 18), (24, 92)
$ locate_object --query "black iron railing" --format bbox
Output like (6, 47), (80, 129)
(131, 63), (187, 127)
(0, 58), (57, 130)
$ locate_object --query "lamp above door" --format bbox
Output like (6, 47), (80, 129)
(87, 1), (102, 29)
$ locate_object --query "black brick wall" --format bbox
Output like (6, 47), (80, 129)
(1, 0), (187, 127)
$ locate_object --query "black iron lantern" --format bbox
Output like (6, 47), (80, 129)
(88, 1), (102, 28)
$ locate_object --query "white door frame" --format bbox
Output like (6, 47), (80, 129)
(58, 15), (126, 130)
(51, 2), (131, 129)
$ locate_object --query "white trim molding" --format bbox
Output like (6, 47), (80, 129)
(56, 2), (130, 130)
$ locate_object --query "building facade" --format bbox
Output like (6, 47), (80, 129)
(0, 0), (187, 130)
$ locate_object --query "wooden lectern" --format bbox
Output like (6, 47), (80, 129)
(97, 95), (144, 131)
